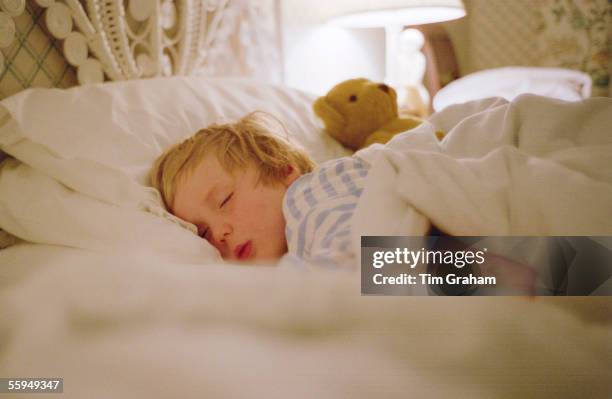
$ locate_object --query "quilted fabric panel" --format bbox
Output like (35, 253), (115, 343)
(0, 1), (282, 99)
(466, 0), (541, 71)
(0, 2), (76, 99)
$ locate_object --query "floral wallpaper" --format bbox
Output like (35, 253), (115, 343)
(463, 0), (610, 97)
(534, 0), (610, 96)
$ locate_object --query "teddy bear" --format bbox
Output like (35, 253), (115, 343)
(313, 78), (438, 151)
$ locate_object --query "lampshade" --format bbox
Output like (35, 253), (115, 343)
(322, 0), (465, 27)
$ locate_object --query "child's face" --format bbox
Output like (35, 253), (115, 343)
(172, 155), (299, 262)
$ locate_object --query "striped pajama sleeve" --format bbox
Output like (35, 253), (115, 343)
(282, 157), (369, 268)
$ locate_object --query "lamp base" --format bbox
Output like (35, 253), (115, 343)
(385, 26), (429, 116)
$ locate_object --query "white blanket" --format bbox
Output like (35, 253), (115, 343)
(1, 243), (610, 398)
(1, 94), (611, 397)
(353, 95), (612, 250)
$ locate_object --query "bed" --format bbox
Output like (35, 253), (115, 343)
(1, 2), (611, 398)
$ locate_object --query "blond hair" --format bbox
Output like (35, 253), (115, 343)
(150, 112), (315, 211)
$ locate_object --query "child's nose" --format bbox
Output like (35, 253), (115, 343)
(212, 222), (232, 244)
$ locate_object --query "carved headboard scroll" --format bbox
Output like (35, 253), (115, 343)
(0, 0), (282, 99)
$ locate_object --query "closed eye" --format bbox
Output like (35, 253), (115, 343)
(220, 193), (233, 208)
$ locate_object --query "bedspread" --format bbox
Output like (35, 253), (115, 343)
(0, 244), (610, 398)
(0, 94), (611, 397)
(353, 95), (612, 256)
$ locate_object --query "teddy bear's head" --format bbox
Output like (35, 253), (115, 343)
(313, 78), (399, 150)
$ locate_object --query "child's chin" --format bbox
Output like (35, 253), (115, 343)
(251, 251), (286, 264)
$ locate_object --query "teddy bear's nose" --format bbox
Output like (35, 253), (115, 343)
(378, 84), (389, 93)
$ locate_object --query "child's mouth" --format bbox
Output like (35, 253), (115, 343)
(235, 241), (252, 260)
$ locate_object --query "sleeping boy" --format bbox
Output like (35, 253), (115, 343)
(150, 111), (539, 294)
(150, 111), (369, 266)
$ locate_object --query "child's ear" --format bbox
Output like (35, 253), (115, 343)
(283, 165), (300, 187)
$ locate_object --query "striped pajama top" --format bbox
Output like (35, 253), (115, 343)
(282, 156), (370, 268)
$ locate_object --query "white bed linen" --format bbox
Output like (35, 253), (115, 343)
(0, 90), (610, 397)
(347, 95), (612, 294)
(432, 67), (593, 112)
(0, 76), (349, 185)
(0, 77), (350, 259)
(0, 243), (610, 398)
(354, 95), (612, 252)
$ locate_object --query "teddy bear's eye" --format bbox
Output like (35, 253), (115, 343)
(349, 95), (357, 102)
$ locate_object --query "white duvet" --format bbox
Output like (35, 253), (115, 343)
(353, 95), (612, 244)
(1, 244), (611, 398)
(0, 91), (611, 397)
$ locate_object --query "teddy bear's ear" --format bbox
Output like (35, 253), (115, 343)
(313, 97), (345, 135)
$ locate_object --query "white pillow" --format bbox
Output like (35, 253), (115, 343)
(1, 76), (349, 185)
(433, 67), (592, 112)
(0, 76), (349, 260)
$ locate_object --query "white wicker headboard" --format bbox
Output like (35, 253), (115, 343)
(0, 0), (282, 100)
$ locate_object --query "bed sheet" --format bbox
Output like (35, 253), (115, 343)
(0, 243), (610, 398)
(354, 95), (612, 243)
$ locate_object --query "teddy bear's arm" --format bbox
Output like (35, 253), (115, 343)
(383, 117), (423, 133)
(362, 130), (400, 147)
(386, 117), (446, 141)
